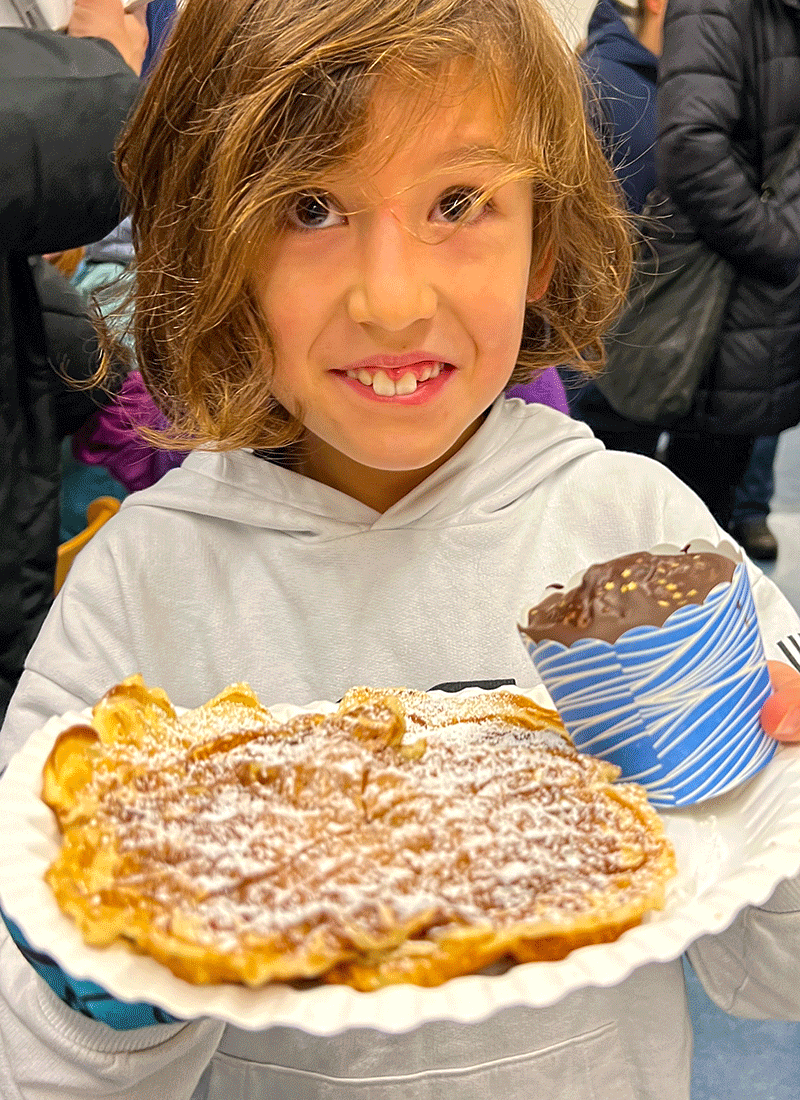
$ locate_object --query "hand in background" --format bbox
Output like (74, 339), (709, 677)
(761, 661), (800, 740)
(68, 0), (150, 75)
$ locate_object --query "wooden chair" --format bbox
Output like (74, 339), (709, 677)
(55, 496), (121, 595)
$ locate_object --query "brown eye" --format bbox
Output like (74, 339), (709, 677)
(434, 188), (482, 224)
(289, 192), (343, 230)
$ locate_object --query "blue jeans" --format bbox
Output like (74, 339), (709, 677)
(731, 435), (778, 522)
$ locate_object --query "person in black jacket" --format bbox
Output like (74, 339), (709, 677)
(655, 0), (800, 532)
(572, 0), (795, 558)
(0, 0), (147, 720)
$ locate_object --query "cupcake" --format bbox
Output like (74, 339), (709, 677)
(518, 542), (775, 808)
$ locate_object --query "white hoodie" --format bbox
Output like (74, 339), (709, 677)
(1, 398), (799, 1100)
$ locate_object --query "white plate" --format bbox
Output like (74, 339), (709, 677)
(2, 686), (800, 1034)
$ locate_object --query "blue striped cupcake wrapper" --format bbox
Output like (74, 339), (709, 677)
(521, 563), (775, 808)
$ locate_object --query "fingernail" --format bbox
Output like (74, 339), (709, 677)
(775, 709), (800, 741)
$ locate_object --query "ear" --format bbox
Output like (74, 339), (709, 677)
(526, 244), (555, 303)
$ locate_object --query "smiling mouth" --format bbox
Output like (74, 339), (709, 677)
(342, 364), (446, 397)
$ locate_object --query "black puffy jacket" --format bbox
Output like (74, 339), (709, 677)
(0, 31), (140, 720)
(657, 0), (800, 435)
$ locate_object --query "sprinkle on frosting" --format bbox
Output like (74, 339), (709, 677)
(521, 550), (736, 646)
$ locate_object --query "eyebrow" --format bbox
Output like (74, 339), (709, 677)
(424, 143), (513, 171)
(307, 142), (517, 201)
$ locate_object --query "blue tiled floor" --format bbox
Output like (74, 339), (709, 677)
(687, 421), (800, 1100)
(759, 422), (800, 614)
(685, 960), (800, 1100)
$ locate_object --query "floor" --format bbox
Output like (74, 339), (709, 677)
(757, 423), (800, 614)
(687, 421), (800, 1100)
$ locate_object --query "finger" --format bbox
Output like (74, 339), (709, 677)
(761, 685), (800, 740)
(767, 659), (800, 692)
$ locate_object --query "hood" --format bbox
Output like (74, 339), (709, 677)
(83, 217), (133, 265)
(121, 398), (602, 541)
(585, 0), (657, 73)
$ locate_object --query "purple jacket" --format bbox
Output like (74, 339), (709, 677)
(73, 368), (569, 493)
(71, 371), (182, 493)
(508, 369), (569, 415)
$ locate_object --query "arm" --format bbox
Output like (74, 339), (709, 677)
(657, 0), (800, 279)
(0, 537), (223, 1098)
(687, 586), (800, 1018)
(687, 861), (800, 1019)
(640, 459), (800, 1017)
(0, 27), (141, 256)
(68, 0), (149, 75)
(0, 924), (224, 1100)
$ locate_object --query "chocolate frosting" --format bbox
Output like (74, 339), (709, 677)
(520, 550), (736, 646)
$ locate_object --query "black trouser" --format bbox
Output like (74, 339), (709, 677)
(662, 432), (755, 532)
(572, 381), (756, 532)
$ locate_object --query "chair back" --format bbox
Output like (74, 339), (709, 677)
(55, 496), (121, 594)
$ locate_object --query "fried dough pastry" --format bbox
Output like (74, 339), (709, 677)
(42, 676), (676, 989)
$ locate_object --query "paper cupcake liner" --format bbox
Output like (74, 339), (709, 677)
(520, 548), (775, 808)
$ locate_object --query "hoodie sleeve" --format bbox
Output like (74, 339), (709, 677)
(0, 924), (224, 1100)
(0, 549), (226, 1096)
(0, 30), (140, 256)
(657, 0), (800, 281)
(646, 468), (800, 1019)
(686, 877), (800, 1019)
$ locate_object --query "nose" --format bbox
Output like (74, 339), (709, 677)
(347, 209), (437, 331)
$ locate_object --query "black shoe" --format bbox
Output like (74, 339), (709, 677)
(730, 517), (778, 561)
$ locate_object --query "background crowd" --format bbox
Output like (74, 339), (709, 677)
(2, 0), (797, 697)
(50, 0), (800, 576)
(574, 0), (800, 557)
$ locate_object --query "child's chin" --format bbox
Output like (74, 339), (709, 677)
(352, 443), (459, 474)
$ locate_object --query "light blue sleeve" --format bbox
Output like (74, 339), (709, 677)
(2, 911), (180, 1029)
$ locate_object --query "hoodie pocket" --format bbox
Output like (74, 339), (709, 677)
(195, 1021), (638, 1100)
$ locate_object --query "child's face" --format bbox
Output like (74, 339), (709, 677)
(256, 75), (544, 511)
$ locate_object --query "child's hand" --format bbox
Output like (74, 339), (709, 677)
(761, 661), (800, 740)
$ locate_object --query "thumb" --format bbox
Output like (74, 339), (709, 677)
(761, 660), (800, 740)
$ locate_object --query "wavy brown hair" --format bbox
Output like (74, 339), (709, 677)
(108, 0), (633, 451)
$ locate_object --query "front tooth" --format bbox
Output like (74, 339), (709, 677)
(418, 366), (432, 381)
(371, 369), (397, 397)
(395, 372), (418, 396)
(430, 363), (442, 378)
(357, 369), (374, 386)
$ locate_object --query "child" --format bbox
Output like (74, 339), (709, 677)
(1, 0), (800, 1096)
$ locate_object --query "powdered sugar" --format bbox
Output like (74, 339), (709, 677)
(50, 690), (670, 966)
